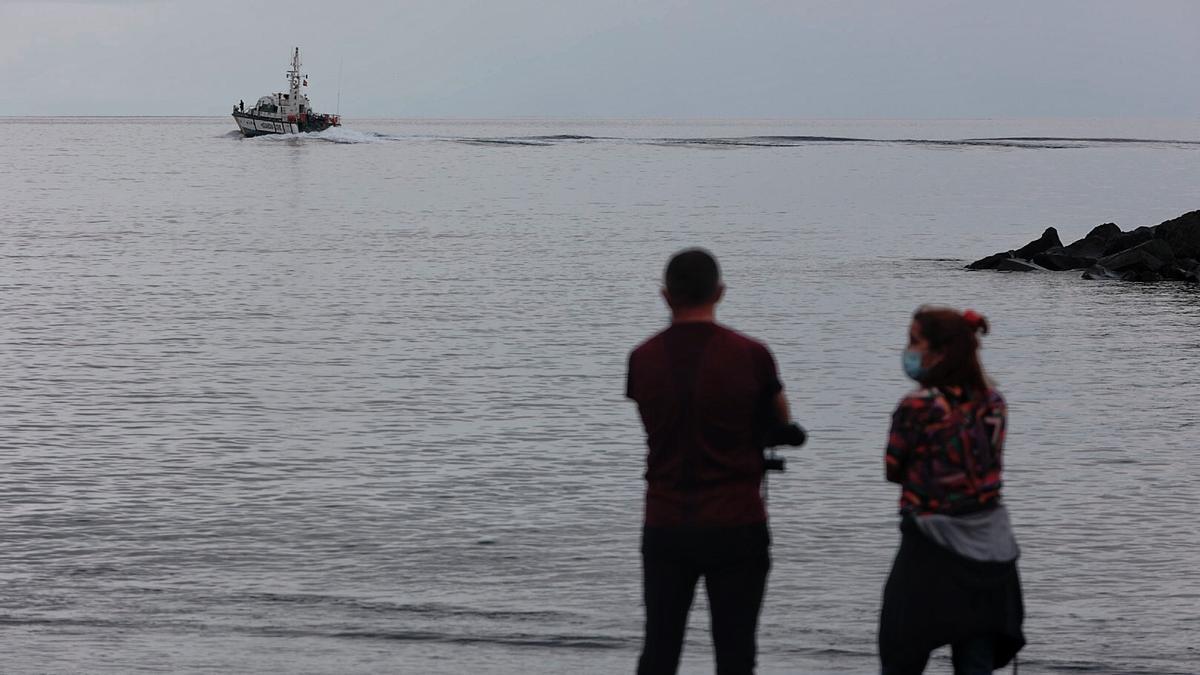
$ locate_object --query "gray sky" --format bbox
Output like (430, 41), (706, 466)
(2, 0), (1198, 117)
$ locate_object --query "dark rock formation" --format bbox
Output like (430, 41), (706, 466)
(966, 210), (1200, 284)
(996, 258), (1041, 272)
(966, 252), (1014, 270)
(1154, 210), (1200, 259)
(1080, 267), (1114, 281)
(1101, 226), (1155, 256)
(1031, 223), (1121, 270)
(966, 227), (1061, 270)
(1122, 269), (1164, 283)
(1095, 239), (1174, 273)
(1013, 227), (1063, 259)
(1162, 258), (1200, 282)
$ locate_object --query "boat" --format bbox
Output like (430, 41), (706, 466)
(232, 48), (340, 137)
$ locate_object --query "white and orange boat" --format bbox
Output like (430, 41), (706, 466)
(232, 48), (340, 137)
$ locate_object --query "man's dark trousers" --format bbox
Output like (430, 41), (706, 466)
(637, 523), (771, 675)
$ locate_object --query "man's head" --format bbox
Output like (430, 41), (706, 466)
(662, 248), (724, 317)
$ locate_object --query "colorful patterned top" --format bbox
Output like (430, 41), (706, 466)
(885, 386), (1006, 516)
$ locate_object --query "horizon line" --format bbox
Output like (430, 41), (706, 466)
(3, 114), (1199, 122)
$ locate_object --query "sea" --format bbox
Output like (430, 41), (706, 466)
(1, 117), (1198, 674)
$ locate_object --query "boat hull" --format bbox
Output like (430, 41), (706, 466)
(232, 111), (339, 137)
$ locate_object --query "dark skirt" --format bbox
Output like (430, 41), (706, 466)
(878, 516), (1025, 669)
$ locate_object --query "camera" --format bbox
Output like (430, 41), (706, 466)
(761, 423), (807, 473)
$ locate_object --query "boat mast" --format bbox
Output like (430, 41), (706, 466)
(287, 47), (303, 101)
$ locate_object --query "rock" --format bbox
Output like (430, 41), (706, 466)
(966, 252), (1015, 270)
(1162, 258), (1200, 282)
(1162, 265), (1191, 281)
(1102, 226), (1155, 256)
(1095, 239), (1175, 273)
(966, 227), (1061, 270)
(1122, 269), (1164, 283)
(1065, 222), (1122, 256)
(971, 210), (1200, 284)
(1152, 210), (1200, 259)
(996, 258), (1041, 272)
(1012, 227), (1063, 258)
(1082, 222), (1123, 244)
(1033, 222), (1124, 270)
(1033, 250), (1093, 271)
(1084, 264), (1128, 279)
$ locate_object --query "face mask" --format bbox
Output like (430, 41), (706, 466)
(902, 349), (927, 381)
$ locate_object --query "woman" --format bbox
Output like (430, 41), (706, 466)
(878, 307), (1025, 674)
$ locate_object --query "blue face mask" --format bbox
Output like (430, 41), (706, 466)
(902, 349), (927, 381)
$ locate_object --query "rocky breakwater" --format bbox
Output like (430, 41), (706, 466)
(966, 210), (1200, 283)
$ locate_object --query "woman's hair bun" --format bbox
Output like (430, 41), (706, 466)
(962, 309), (989, 335)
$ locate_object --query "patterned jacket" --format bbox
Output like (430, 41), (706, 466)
(885, 386), (1006, 516)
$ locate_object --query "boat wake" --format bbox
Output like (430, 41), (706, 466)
(244, 127), (391, 144)
(969, 136), (1200, 145)
(440, 134), (1200, 150)
(234, 130), (1200, 150)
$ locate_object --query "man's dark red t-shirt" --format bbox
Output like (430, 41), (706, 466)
(627, 322), (783, 528)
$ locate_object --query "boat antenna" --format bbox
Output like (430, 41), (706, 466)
(336, 57), (343, 117)
(288, 47), (302, 100)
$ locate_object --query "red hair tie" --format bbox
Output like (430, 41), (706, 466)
(962, 309), (984, 330)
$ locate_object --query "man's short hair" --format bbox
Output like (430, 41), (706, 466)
(665, 248), (721, 306)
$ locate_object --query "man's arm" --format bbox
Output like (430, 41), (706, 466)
(625, 350), (637, 401)
(772, 391), (791, 425)
(755, 343), (789, 425)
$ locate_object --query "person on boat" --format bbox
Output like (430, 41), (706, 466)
(878, 307), (1025, 674)
(627, 248), (791, 675)
(239, 99), (244, 112)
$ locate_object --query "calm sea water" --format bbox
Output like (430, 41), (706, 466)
(1, 117), (1199, 674)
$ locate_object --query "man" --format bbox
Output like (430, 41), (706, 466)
(627, 248), (791, 675)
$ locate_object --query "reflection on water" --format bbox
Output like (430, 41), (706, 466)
(0, 117), (1198, 673)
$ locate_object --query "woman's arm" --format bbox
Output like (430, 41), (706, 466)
(884, 403), (914, 484)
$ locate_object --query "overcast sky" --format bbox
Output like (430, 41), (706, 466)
(1, 0), (1198, 118)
